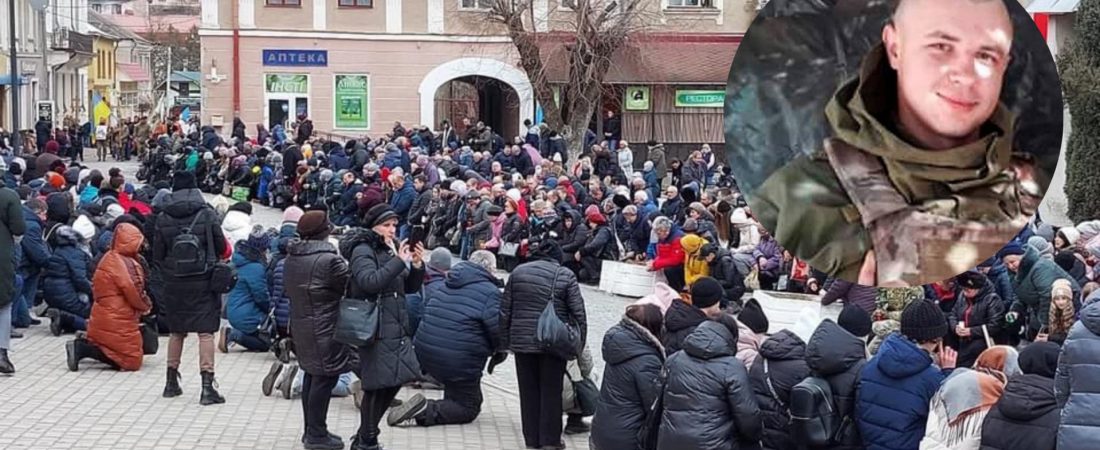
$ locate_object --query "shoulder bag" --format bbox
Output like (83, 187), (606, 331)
(535, 269), (581, 360)
(334, 297), (380, 347)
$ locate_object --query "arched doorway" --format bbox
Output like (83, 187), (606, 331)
(418, 57), (535, 139)
(434, 76), (520, 141)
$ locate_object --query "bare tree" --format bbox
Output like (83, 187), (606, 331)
(486, 0), (656, 162)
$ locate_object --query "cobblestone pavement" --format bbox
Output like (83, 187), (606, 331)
(0, 158), (637, 450)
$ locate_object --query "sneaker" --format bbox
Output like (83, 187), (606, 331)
(281, 364), (299, 399)
(10, 331), (23, 339)
(386, 394), (427, 427)
(218, 326), (230, 353)
(32, 302), (49, 317)
(261, 361), (283, 396)
(564, 419), (591, 435)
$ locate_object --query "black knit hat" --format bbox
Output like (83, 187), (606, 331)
(837, 304), (872, 338)
(690, 277), (724, 309)
(738, 298), (769, 334)
(900, 299), (949, 342)
(171, 171), (197, 191)
(1018, 341), (1061, 378)
(956, 270), (986, 290)
(228, 201), (253, 216)
(362, 204), (398, 229)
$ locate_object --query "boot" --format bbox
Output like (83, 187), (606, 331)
(0, 349), (14, 374)
(200, 371), (226, 405)
(65, 340), (82, 372)
(163, 367), (183, 398)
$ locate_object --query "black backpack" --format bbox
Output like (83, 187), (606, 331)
(788, 376), (841, 447)
(167, 210), (212, 277)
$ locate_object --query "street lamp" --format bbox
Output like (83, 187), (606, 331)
(7, 0), (23, 155)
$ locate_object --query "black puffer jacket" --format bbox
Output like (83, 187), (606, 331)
(805, 319), (867, 450)
(590, 316), (666, 450)
(710, 248), (746, 308)
(749, 330), (810, 450)
(285, 239), (356, 376)
(979, 373), (1059, 450)
(559, 210), (589, 262)
(947, 281), (1005, 369)
(340, 228), (424, 391)
(500, 258), (587, 355)
(662, 299), (706, 357)
(658, 320), (763, 450)
(151, 188), (227, 334)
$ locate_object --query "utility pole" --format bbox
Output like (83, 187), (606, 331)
(8, 0), (22, 155)
(165, 46), (171, 115)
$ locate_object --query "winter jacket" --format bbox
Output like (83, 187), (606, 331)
(805, 319), (867, 450)
(754, 237), (783, 278)
(286, 239), (355, 376)
(221, 210), (252, 247)
(389, 179), (416, 225)
(1055, 301), (1100, 450)
(681, 161), (708, 189)
(748, 330), (810, 450)
(18, 205), (50, 276)
(151, 189), (228, 334)
(87, 223), (151, 371)
(663, 298), (707, 357)
(501, 258), (587, 355)
(559, 211), (590, 260)
(1012, 246), (1080, 340)
(0, 188), (22, 308)
(820, 278), (878, 314)
(681, 234), (710, 286)
(579, 223), (617, 280)
(340, 228), (424, 390)
(225, 244), (270, 334)
(709, 248), (746, 307)
(658, 320), (763, 450)
(328, 148), (350, 172)
(660, 197), (683, 223)
(738, 320), (765, 371)
(590, 316), (666, 450)
(978, 373), (1059, 450)
(42, 226), (93, 315)
(648, 144), (667, 181)
(271, 257), (291, 330)
(650, 232), (685, 271)
(947, 282), (1005, 368)
(415, 262), (502, 383)
(857, 332), (948, 450)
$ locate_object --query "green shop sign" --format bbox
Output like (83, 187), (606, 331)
(675, 90), (725, 108)
(265, 74), (309, 94)
(334, 74), (370, 129)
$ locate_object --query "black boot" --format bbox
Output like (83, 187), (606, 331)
(200, 371), (226, 405)
(66, 340), (83, 372)
(0, 349), (14, 374)
(163, 367), (183, 398)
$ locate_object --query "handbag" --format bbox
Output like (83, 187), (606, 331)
(637, 365), (668, 450)
(571, 377), (600, 416)
(535, 271), (581, 360)
(745, 266), (761, 291)
(140, 315), (159, 355)
(334, 298), (380, 347)
(500, 242), (520, 257)
(200, 209), (239, 294)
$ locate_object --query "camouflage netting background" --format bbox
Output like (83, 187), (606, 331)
(723, 0), (1064, 198)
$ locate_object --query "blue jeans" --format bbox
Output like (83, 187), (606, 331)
(59, 311), (87, 332)
(229, 328), (271, 352)
(0, 302), (12, 350)
(11, 273), (31, 328)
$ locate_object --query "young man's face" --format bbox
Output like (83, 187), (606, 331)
(883, 0), (1012, 148)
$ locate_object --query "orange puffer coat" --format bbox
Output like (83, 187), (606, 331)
(87, 223), (152, 371)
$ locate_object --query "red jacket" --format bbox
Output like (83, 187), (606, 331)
(652, 234), (685, 271)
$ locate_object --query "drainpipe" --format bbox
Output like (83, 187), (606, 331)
(232, 0), (240, 117)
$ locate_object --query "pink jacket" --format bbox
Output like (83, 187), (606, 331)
(737, 320), (764, 370)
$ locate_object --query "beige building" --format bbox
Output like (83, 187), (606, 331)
(200, 0), (746, 155)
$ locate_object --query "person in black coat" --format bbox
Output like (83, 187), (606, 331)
(948, 271), (1005, 369)
(658, 314), (763, 450)
(395, 253), (502, 427)
(501, 237), (587, 450)
(295, 115), (314, 146)
(749, 329), (810, 450)
(662, 277), (724, 356)
(701, 244), (746, 312)
(283, 145), (304, 186)
(284, 211), (354, 450)
(151, 171), (228, 406)
(590, 302), (666, 450)
(339, 204), (425, 450)
(559, 209), (589, 271)
(575, 211), (617, 283)
(979, 341), (1062, 450)
(804, 309), (872, 450)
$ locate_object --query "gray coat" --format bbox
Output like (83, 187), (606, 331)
(340, 228), (424, 391)
(285, 239), (356, 376)
(0, 187), (26, 308)
(1055, 301), (1100, 450)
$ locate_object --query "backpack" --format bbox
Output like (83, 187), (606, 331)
(788, 375), (841, 447)
(167, 209), (212, 277)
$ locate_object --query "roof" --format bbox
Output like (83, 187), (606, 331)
(538, 35), (740, 84)
(88, 11), (149, 43)
(171, 71), (201, 84)
(117, 63), (150, 82)
(106, 13), (201, 34)
(1027, 0), (1079, 13)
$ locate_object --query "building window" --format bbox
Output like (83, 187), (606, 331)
(266, 0), (300, 6)
(460, 0), (493, 9)
(667, 0), (712, 7)
(338, 0), (372, 7)
(112, 4), (122, 13)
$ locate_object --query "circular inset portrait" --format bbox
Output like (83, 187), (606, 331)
(724, 0), (1062, 287)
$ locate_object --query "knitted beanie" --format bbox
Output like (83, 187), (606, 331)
(837, 303), (872, 338)
(900, 299), (949, 342)
(690, 277), (724, 309)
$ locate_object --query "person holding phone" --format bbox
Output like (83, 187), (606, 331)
(341, 204), (425, 450)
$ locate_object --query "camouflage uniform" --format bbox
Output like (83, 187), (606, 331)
(751, 45), (1043, 287)
(868, 286), (925, 355)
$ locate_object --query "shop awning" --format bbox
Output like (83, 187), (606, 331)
(0, 74), (30, 86)
(1027, 0), (1079, 14)
(538, 36), (739, 85)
